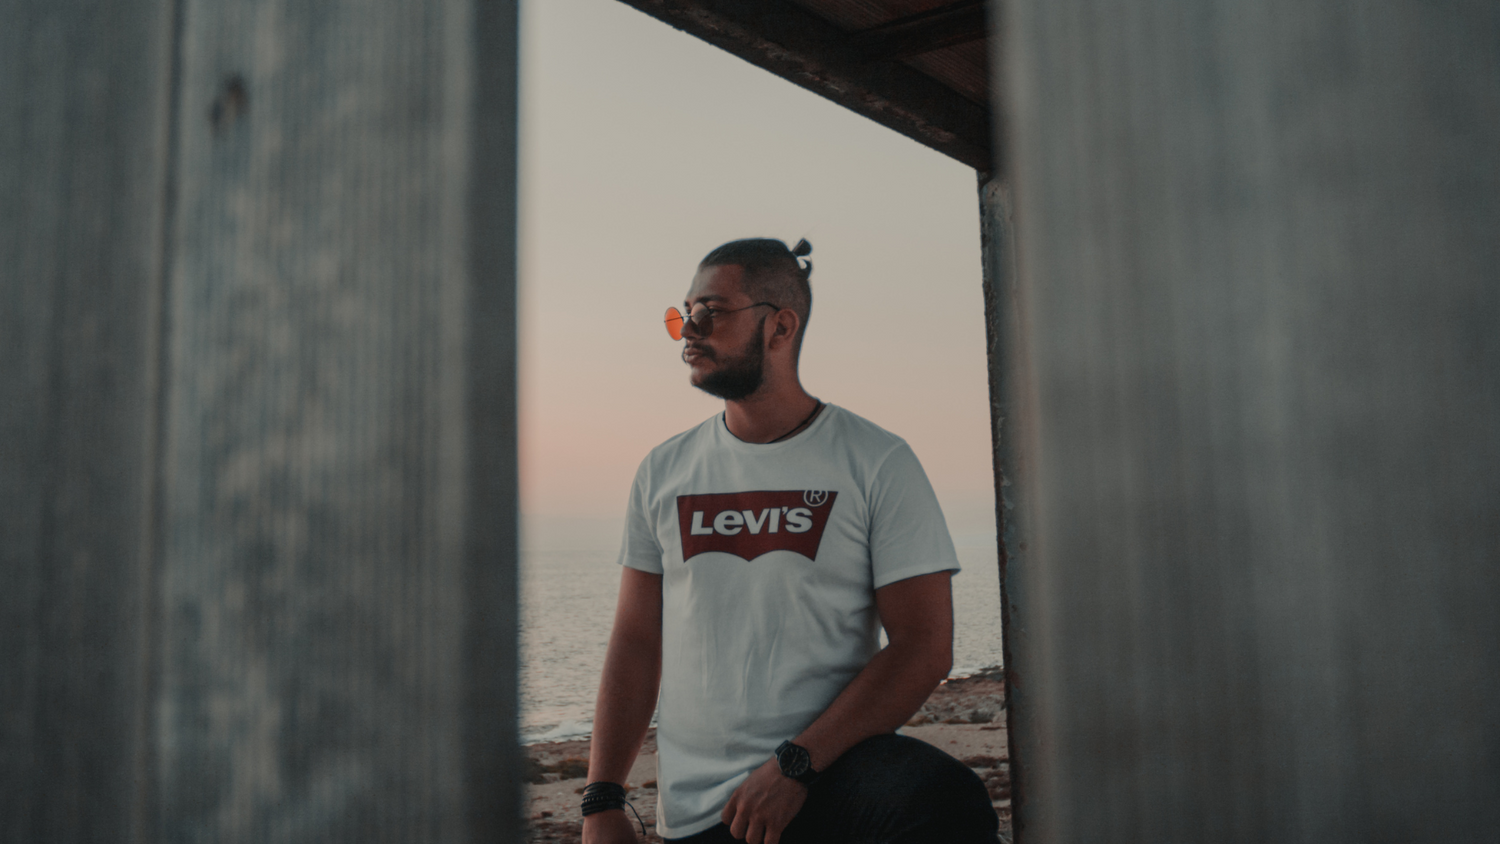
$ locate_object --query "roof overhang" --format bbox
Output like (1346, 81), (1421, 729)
(613, 0), (996, 172)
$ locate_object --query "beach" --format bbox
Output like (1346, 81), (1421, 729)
(523, 668), (1011, 843)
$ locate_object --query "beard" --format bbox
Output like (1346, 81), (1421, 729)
(691, 318), (766, 401)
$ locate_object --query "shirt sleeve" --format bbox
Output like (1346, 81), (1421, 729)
(616, 455), (665, 574)
(867, 442), (962, 589)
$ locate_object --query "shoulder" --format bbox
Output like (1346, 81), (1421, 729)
(822, 404), (910, 463)
(636, 413), (720, 475)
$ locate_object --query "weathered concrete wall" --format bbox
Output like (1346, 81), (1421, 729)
(998, 2), (1500, 842)
(977, 171), (1035, 835)
(1, 1), (520, 841)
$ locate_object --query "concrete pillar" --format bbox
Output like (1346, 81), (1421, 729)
(998, 2), (1500, 842)
(0, 1), (520, 841)
(977, 171), (1034, 829)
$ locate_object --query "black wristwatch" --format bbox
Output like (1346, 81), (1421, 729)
(775, 740), (819, 785)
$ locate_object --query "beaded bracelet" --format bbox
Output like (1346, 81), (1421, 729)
(580, 781), (646, 835)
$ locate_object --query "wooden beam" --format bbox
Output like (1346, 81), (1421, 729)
(849, 0), (988, 62)
(151, 2), (521, 838)
(0, 2), (175, 839)
(613, 0), (993, 170)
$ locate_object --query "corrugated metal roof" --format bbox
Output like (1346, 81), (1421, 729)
(614, 0), (996, 171)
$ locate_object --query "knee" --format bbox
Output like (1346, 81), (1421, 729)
(898, 739), (996, 824)
(824, 735), (998, 841)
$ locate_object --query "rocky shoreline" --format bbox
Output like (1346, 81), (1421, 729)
(524, 667), (1010, 843)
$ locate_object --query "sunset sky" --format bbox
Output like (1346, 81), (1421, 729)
(517, 0), (997, 549)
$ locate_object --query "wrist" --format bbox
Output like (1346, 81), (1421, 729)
(581, 781), (645, 836)
(580, 781), (628, 817)
(774, 740), (820, 785)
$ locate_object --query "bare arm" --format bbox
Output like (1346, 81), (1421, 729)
(796, 570), (954, 767)
(722, 570), (954, 844)
(583, 566), (663, 843)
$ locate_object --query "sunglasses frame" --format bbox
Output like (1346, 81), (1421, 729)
(665, 301), (780, 340)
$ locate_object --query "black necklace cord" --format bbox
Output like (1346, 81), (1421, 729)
(767, 400), (823, 444)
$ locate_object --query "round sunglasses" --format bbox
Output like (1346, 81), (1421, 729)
(664, 301), (779, 340)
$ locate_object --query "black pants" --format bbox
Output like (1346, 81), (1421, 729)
(666, 734), (999, 844)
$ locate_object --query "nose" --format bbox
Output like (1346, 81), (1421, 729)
(680, 311), (705, 339)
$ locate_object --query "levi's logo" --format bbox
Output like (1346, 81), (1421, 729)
(676, 490), (839, 562)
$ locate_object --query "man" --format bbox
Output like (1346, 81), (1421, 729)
(583, 238), (998, 844)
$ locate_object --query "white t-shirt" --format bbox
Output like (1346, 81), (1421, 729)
(616, 403), (961, 838)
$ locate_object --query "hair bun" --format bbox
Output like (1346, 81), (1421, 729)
(791, 238), (813, 279)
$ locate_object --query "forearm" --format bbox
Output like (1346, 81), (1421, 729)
(586, 629), (662, 784)
(793, 634), (950, 772)
(789, 570), (954, 773)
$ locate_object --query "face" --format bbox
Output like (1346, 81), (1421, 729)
(681, 264), (770, 401)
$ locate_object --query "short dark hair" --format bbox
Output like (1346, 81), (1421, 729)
(699, 238), (813, 355)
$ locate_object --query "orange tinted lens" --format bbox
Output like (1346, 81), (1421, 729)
(665, 307), (685, 340)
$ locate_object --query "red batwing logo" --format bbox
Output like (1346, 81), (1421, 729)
(676, 490), (839, 562)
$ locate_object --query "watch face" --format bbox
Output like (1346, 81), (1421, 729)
(777, 741), (811, 779)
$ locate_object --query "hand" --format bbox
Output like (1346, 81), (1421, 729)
(583, 809), (639, 844)
(721, 758), (808, 844)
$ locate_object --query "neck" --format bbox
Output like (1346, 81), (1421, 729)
(724, 377), (819, 444)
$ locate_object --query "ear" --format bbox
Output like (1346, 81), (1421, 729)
(766, 308), (801, 351)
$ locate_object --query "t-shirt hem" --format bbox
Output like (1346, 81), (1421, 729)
(657, 814), (725, 840)
(872, 562), (960, 591)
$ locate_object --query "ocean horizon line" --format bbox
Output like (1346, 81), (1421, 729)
(521, 662), (1004, 746)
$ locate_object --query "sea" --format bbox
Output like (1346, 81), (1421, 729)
(519, 521), (1004, 744)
